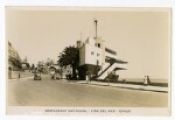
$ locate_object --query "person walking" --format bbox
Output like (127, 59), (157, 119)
(144, 75), (148, 85)
(147, 75), (151, 84)
(18, 72), (20, 80)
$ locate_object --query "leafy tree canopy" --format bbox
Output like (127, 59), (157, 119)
(58, 46), (79, 79)
(58, 46), (79, 68)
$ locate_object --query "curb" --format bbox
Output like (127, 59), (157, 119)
(91, 83), (168, 93)
(74, 81), (168, 93)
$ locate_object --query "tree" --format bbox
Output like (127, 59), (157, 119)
(31, 64), (35, 70)
(9, 56), (22, 70)
(46, 58), (54, 66)
(58, 46), (79, 79)
(23, 56), (28, 63)
(8, 41), (22, 70)
(37, 61), (44, 72)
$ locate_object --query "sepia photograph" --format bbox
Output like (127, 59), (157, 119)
(6, 7), (171, 115)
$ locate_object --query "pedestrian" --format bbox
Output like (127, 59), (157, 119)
(18, 72), (20, 79)
(144, 75), (148, 85)
(147, 75), (151, 85)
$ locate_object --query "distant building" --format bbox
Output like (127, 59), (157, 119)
(77, 20), (127, 80)
(49, 64), (61, 72)
(21, 62), (30, 70)
(49, 64), (65, 79)
(21, 57), (30, 70)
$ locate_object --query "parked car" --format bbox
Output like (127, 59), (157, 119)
(50, 70), (55, 80)
(34, 71), (42, 80)
(55, 72), (61, 80)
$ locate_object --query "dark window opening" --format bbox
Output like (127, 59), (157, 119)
(97, 43), (101, 48)
(97, 60), (99, 65)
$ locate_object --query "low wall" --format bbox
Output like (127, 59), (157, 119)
(8, 70), (33, 79)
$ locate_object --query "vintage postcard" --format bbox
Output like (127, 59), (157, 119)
(6, 7), (171, 115)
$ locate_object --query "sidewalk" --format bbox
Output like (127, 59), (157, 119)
(9, 71), (33, 80)
(8, 76), (33, 81)
(74, 80), (168, 93)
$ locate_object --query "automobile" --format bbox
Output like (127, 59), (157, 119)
(34, 71), (42, 80)
(50, 70), (55, 80)
(55, 72), (61, 80)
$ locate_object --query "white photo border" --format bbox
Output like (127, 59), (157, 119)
(0, 0), (174, 120)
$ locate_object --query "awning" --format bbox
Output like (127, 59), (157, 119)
(105, 57), (128, 64)
(113, 67), (127, 71)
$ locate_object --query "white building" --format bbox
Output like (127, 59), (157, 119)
(77, 20), (127, 80)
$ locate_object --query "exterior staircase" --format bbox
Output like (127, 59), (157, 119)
(96, 62), (127, 80)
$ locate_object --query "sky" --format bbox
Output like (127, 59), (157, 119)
(6, 7), (170, 79)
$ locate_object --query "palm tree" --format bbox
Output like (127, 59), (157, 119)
(58, 46), (79, 79)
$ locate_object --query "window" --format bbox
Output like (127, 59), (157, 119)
(95, 43), (101, 48)
(97, 53), (100, 56)
(91, 51), (94, 55)
(97, 60), (99, 65)
(98, 43), (101, 48)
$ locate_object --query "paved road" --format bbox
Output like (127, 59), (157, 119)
(8, 75), (168, 107)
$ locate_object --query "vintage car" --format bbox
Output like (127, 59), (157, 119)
(34, 71), (42, 80)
